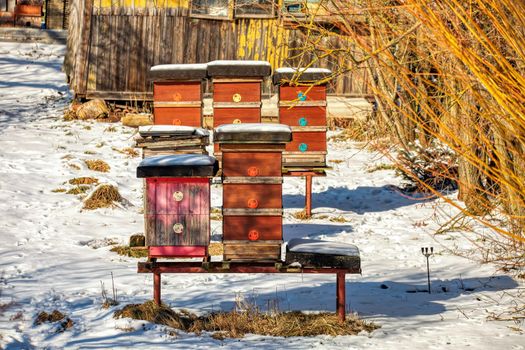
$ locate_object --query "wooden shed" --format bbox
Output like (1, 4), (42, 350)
(64, 0), (370, 100)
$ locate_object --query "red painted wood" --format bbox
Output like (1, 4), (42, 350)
(154, 82), (202, 101)
(337, 272), (346, 322)
(147, 178), (209, 184)
(286, 131), (327, 152)
(154, 272), (161, 305)
(149, 246), (207, 258)
(279, 106), (326, 126)
(154, 107), (201, 127)
(213, 82), (261, 102)
(305, 175), (312, 217)
(222, 152), (282, 177)
(222, 216), (282, 240)
(146, 214), (209, 246)
(148, 179), (209, 215)
(223, 184), (282, 208)
(213, 108), (261, 127)
(279, 85), (326, 102)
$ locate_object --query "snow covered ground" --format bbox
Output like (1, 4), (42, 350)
(0, 42), (523, 349)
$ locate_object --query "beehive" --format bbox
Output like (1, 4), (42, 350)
(207, 60), (272, 159)
(134, 125), (210, 158)
(149, 64), (207, 127)
(137, 154), (219, 259)
(273, 68), (331, 168)
(214, 123), (292, 262)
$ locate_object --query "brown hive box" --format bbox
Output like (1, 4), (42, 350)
(214, 123), (291, 262)
(149, 64), (207, 127)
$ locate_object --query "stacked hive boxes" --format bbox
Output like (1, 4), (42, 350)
(207, 60), (272, 159)
(134, 125), (210, 158)
(137, 154), (219, 259)
(214, 124), (292, 262)
(273, 68), (332, 168)
(149, 64), (207, 127)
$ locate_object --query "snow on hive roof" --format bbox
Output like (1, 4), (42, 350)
(138, 125), (209, 137)
(287, 238), (360, 256)
(214, 123), (292, 143)
(272, 67), (332, 85)
(149, 63), (208, 81)
(207, 60), (272, 77)
(138, 154), (217, 168)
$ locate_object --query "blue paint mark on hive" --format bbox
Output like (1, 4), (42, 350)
(299, 117), (308, 126)
(299, 143), (308, 152)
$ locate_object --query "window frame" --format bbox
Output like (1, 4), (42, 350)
(189, 0), (234, 20)
(234, 0), (277, 19)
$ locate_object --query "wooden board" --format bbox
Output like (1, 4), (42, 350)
(279, 106), (326, 126)
(222, 152), (282, 177)
(279, 85), (326, 102)
(286, 131), (326, 152)
(154, 81), (202, 102)
(282, 152), (327, 167)
(213, 81), (261, 103)
(146, 214), (209, 246)
(146, 180), (210, 215)
(223, 241), (281, 261)
(222, 215), (282, 241)
(223, 183), (281, 209)
(213, 107), (261, 127)
(153, 107), (201, 127)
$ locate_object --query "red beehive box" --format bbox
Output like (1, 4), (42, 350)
(214, 123), (292, 262)
(207, 60), (272, 158)
(149, 64), (208, 127)
(137, 154), (219, 259)
(273, 67), (332, 167)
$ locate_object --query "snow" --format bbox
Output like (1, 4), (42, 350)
(150, 64), (208, 71)
(287, 238), (359, 256)
(138, 154), (217, 167)
(138, 125), (209, 137)
(214, 123), (292, 134)
(207, 60), (271, 67)
(0, 42), (524, 349)
(275, 67), (332, 74)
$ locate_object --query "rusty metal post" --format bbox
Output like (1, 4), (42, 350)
(305, 175), (312, 217)
(153, 272), (161, 305)
(336, 272), (346, 322)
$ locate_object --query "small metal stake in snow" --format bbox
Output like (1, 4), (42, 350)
(421, 247), (434, 294)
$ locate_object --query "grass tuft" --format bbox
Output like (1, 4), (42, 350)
(114, 301), (379, 338)
(69, 177), (99, 185)
(83, 184), (122, 210)
(66, 185), (91, 195)
(85, 159), (110, 173)
(110, 245), (148, 258)
(292, 209), (311, 220)
(52, 188), (67, 193)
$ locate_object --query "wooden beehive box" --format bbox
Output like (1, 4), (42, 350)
(207, 60), (272, 158)
(137, 154), (219, 259)
(214, 123), (292, 262)
(149, 64), (207, 127)
(273, 68), (332, 168)
(134, 125), (210, 158)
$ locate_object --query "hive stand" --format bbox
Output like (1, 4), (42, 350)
(273, 67), (332, 218)
(207, 60), (272, 161)
(214, 123), (292, 262)
(136, 154), (219, 259)
(149, 64), (208, 127)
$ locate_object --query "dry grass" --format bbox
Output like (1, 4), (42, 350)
(66, 185), (91, 195)
(330, 216), (351, 223)
(112, 147), (139, 158)
(83, 184), (122, 210)
(69, 177), (99, 185)
(85, 159), (110, 173)
(110, 245), (148, 258)
(292, 209), (311, 220)
(105, 126), (117, 133)
(52, 188), (66, 193)
(84, 150), (97, 155)
(114, 301), (379, 338)
(210, 208), (222, 221)
(34, 310), (73, 332)
(366, 164), (397, 173)
(330, 159), (345, 164)
(69, 163), (81, 170)
(208, 242), (224, 256)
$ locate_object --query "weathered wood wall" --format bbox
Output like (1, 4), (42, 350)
(65, 0), (370, 100)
